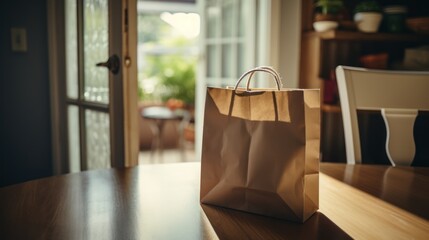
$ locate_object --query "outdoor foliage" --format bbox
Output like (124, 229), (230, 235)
(143, 55), (196, 104)
(138, 13), (198, 105)
(354, 0), (382, 13)
(314, 0), (343, 14)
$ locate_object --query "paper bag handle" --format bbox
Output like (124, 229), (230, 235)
(234, 66), (283, 92)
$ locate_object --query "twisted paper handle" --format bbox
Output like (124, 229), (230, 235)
(234, 66), (283, 92)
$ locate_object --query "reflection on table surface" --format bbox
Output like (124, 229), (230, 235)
(0, 162), (428, 239)
(320, 163), (429, 239)
(320, 163), (429, 220)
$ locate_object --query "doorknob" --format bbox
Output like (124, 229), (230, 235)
(96, 54), (120, 75)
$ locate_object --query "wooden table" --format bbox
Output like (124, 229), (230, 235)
(1, 163), (428, 239)
(320, 163), (429, 239)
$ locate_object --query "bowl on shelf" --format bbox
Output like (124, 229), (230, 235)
(313, 21), (339, 32)
(360, 53), (388, 69)
(406, 17), (429, 35)
(354, 12), (383, 33)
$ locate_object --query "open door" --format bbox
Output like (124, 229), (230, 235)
(48, 0), (138, 173)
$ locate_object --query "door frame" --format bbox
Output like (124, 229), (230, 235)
(47, 0), (138, 174)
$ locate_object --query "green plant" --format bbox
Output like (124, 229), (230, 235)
(354, 0), (382, 13)
(142, 55), (196, 105)
(314, 0), (343, 15)
(137, 13), (198, 105)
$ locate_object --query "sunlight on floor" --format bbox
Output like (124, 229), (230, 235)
(139, 147), (197, 165)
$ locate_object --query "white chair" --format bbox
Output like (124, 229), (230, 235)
(336, 66), (429, 166)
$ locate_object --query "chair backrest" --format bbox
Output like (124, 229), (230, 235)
(336, 66), (429, 166)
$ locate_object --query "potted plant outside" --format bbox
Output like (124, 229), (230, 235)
(140, 55), (196, 107)
(313, 0), (344, 32)
(354, 0), (383, 33)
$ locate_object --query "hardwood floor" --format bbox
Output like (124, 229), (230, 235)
(139, 147), (197, 165)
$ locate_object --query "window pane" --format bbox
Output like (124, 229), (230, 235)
(65, 0), (78, 99)
(83, 0), (109, 103)
(206, 0), (219, 39)
(206, 45), (217, 78)
(85, 109), (110, 169)
(68, 105), (80, 172)
(221, 0), (233, 38)
(237, 43), (245, 77)
(238, 0), (244, 37)
(222, 44), (232, 78)
(137, 12), (199, 104)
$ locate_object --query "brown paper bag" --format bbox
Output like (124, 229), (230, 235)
(200, 66), (320, 223)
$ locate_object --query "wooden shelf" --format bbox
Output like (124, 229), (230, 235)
(322, 104), (341, 113)
(304, 30), (429, 42)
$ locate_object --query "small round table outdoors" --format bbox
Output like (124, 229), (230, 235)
(141, 106), (190, 160)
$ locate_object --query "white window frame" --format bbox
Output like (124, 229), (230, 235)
(195, 0), (279, 160)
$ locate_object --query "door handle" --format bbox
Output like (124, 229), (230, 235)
(96, 54), (120, 75)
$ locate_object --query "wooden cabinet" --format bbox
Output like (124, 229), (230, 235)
(300, 30), (429, 90)
(299, 1), (429, 163)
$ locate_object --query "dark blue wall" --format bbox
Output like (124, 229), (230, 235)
(1, 0), (53, 187)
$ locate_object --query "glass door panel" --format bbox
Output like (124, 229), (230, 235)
(83, 0), (109, 104)
(67, 105), (81, 172)
(85, 110), (110, 170)
(64, 0), (124, 172)
(65, 0), (79, 99)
